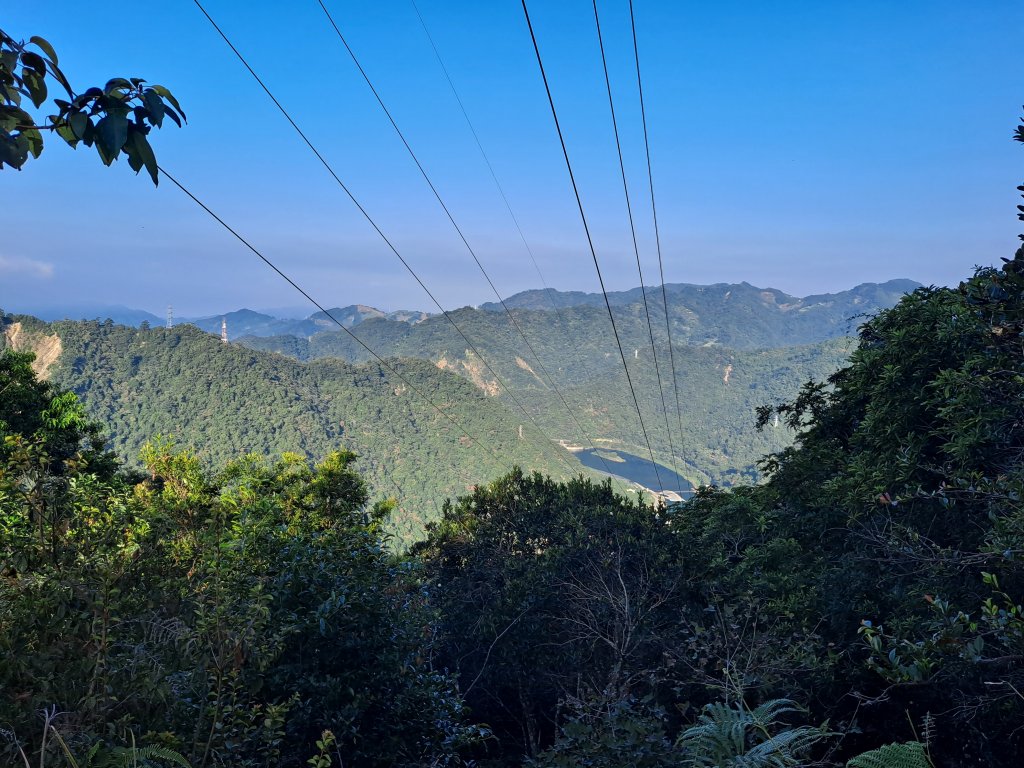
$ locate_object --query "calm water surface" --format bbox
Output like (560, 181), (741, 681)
(576, 448), (693, 498)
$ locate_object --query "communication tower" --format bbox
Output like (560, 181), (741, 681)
(166, 305), (173, 329)
(221, 317), (228, 345)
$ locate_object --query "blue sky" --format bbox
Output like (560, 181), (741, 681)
(2, 1), (1022, 316)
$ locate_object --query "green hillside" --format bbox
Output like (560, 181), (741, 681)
(480, 278), (918, 348)
(0, 313), (579, 544)
(240, 302), (857, 486)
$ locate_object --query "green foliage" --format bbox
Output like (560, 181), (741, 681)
(1, 317), (576, 545)
(0, 26), (184, 183)
(417, 468), (686, 759)
(0, 359), (479, 767)
(530, 697), (676, 768)
(677, 699), (827, 768)
(846, 742), (931, 768)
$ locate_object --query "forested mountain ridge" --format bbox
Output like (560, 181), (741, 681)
(182, 304), (429, 338)
(8, 279), (915, 350)
(0, 311), (577, 543)
(227, 279), (915, 486)
(238, 302), (861, 486)
(479, 278), (919, 347)
(0, 281), (912, 537)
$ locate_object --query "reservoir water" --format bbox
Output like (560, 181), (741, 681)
(576, 448), (694, 499)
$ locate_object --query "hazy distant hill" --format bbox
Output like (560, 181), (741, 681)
(191, 278), (918, 349)
(181, 304), (430, 338)
(0, 278), (915, 530)
(14, 279), (915, 350)
(480, 279), (920, 348)
(21, 304), (164, 328)
(0, 312), (577, 544)
(182, 308), (300, 338)
(238, 306), (859, 487)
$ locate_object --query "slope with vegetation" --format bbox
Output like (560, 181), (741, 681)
(4, 21), (1020, 768)
(3, 237), (1020, 765)
(240, 301), (860, 487)
(411, 227), (1024, 765)
(0, 314), (578, 544)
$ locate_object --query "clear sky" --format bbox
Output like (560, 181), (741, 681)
(2, 1), (1022, 316)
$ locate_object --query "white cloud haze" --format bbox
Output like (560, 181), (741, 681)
(0, 255), (55, 279)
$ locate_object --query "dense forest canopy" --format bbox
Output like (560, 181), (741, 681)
(4, 120), (1023, 762)
(4, 225), (1024, 765)
(0, 315), (584, 544)
(3, 19), (1023, 768)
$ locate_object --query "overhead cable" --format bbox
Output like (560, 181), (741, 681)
(191, 0), (579, 477)
(520, 0), (665, 493)
(591, 0), (681, 491)
(319, 0), (616, 478)
(628, 0), (687, 483)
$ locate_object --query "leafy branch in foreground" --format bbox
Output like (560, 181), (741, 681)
(0, 27), (185, 183)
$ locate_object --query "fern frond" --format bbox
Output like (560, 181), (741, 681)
(750, 698), (804, 728)
(920, 713), (935, 749)
(680, 699), (827, 768)
(745, 724), (824, 759)
(91, 745), (192, 768)
(847, 741), (931, 768)
(130, 746), (192, 768)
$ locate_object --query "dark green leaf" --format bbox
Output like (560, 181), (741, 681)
(96, 112), (129, 161)
(46, 63), (74, 97)
(0, 135), (24, 169)
(29, 36), (58, 65)
(11, 133), (30, 167)
(69, 112), (89, 140)
(127, 128), (158, 184)
(163, 106), (182, 128)
(20, 51), (46, 75)
(0, 105), (31, 131)
(54, 121), (76, 144)
(125, 135), (144, 173)
(94, 136), (115, 165)
(22, 127), (42, 158)
(104, 77), (132, 93)
(21, 68), (46, 108)
(143, 89), (164, 127)
(149, 85), (186, 122)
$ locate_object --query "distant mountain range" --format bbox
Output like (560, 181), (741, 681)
(1, 278), (920, 531)
(181, 305), (430, 339)
(10, 279), (920, 348)
(0, 313), (574, 544)
(13, 303), (430, 337)
(25, 304), (165, 328)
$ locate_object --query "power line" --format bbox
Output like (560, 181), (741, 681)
(409, 0), (551, 300)
(191, 0), (578, 478)
(591, 0), (681, 492)
(317, 0), (617, 479)
(158, 165), (511, 482)
(628, 0), (687, 484)
(519, 0), (664, 494)
(410, 0), (646, 497)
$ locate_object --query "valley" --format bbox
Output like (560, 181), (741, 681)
(0, 279), (911, 543)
